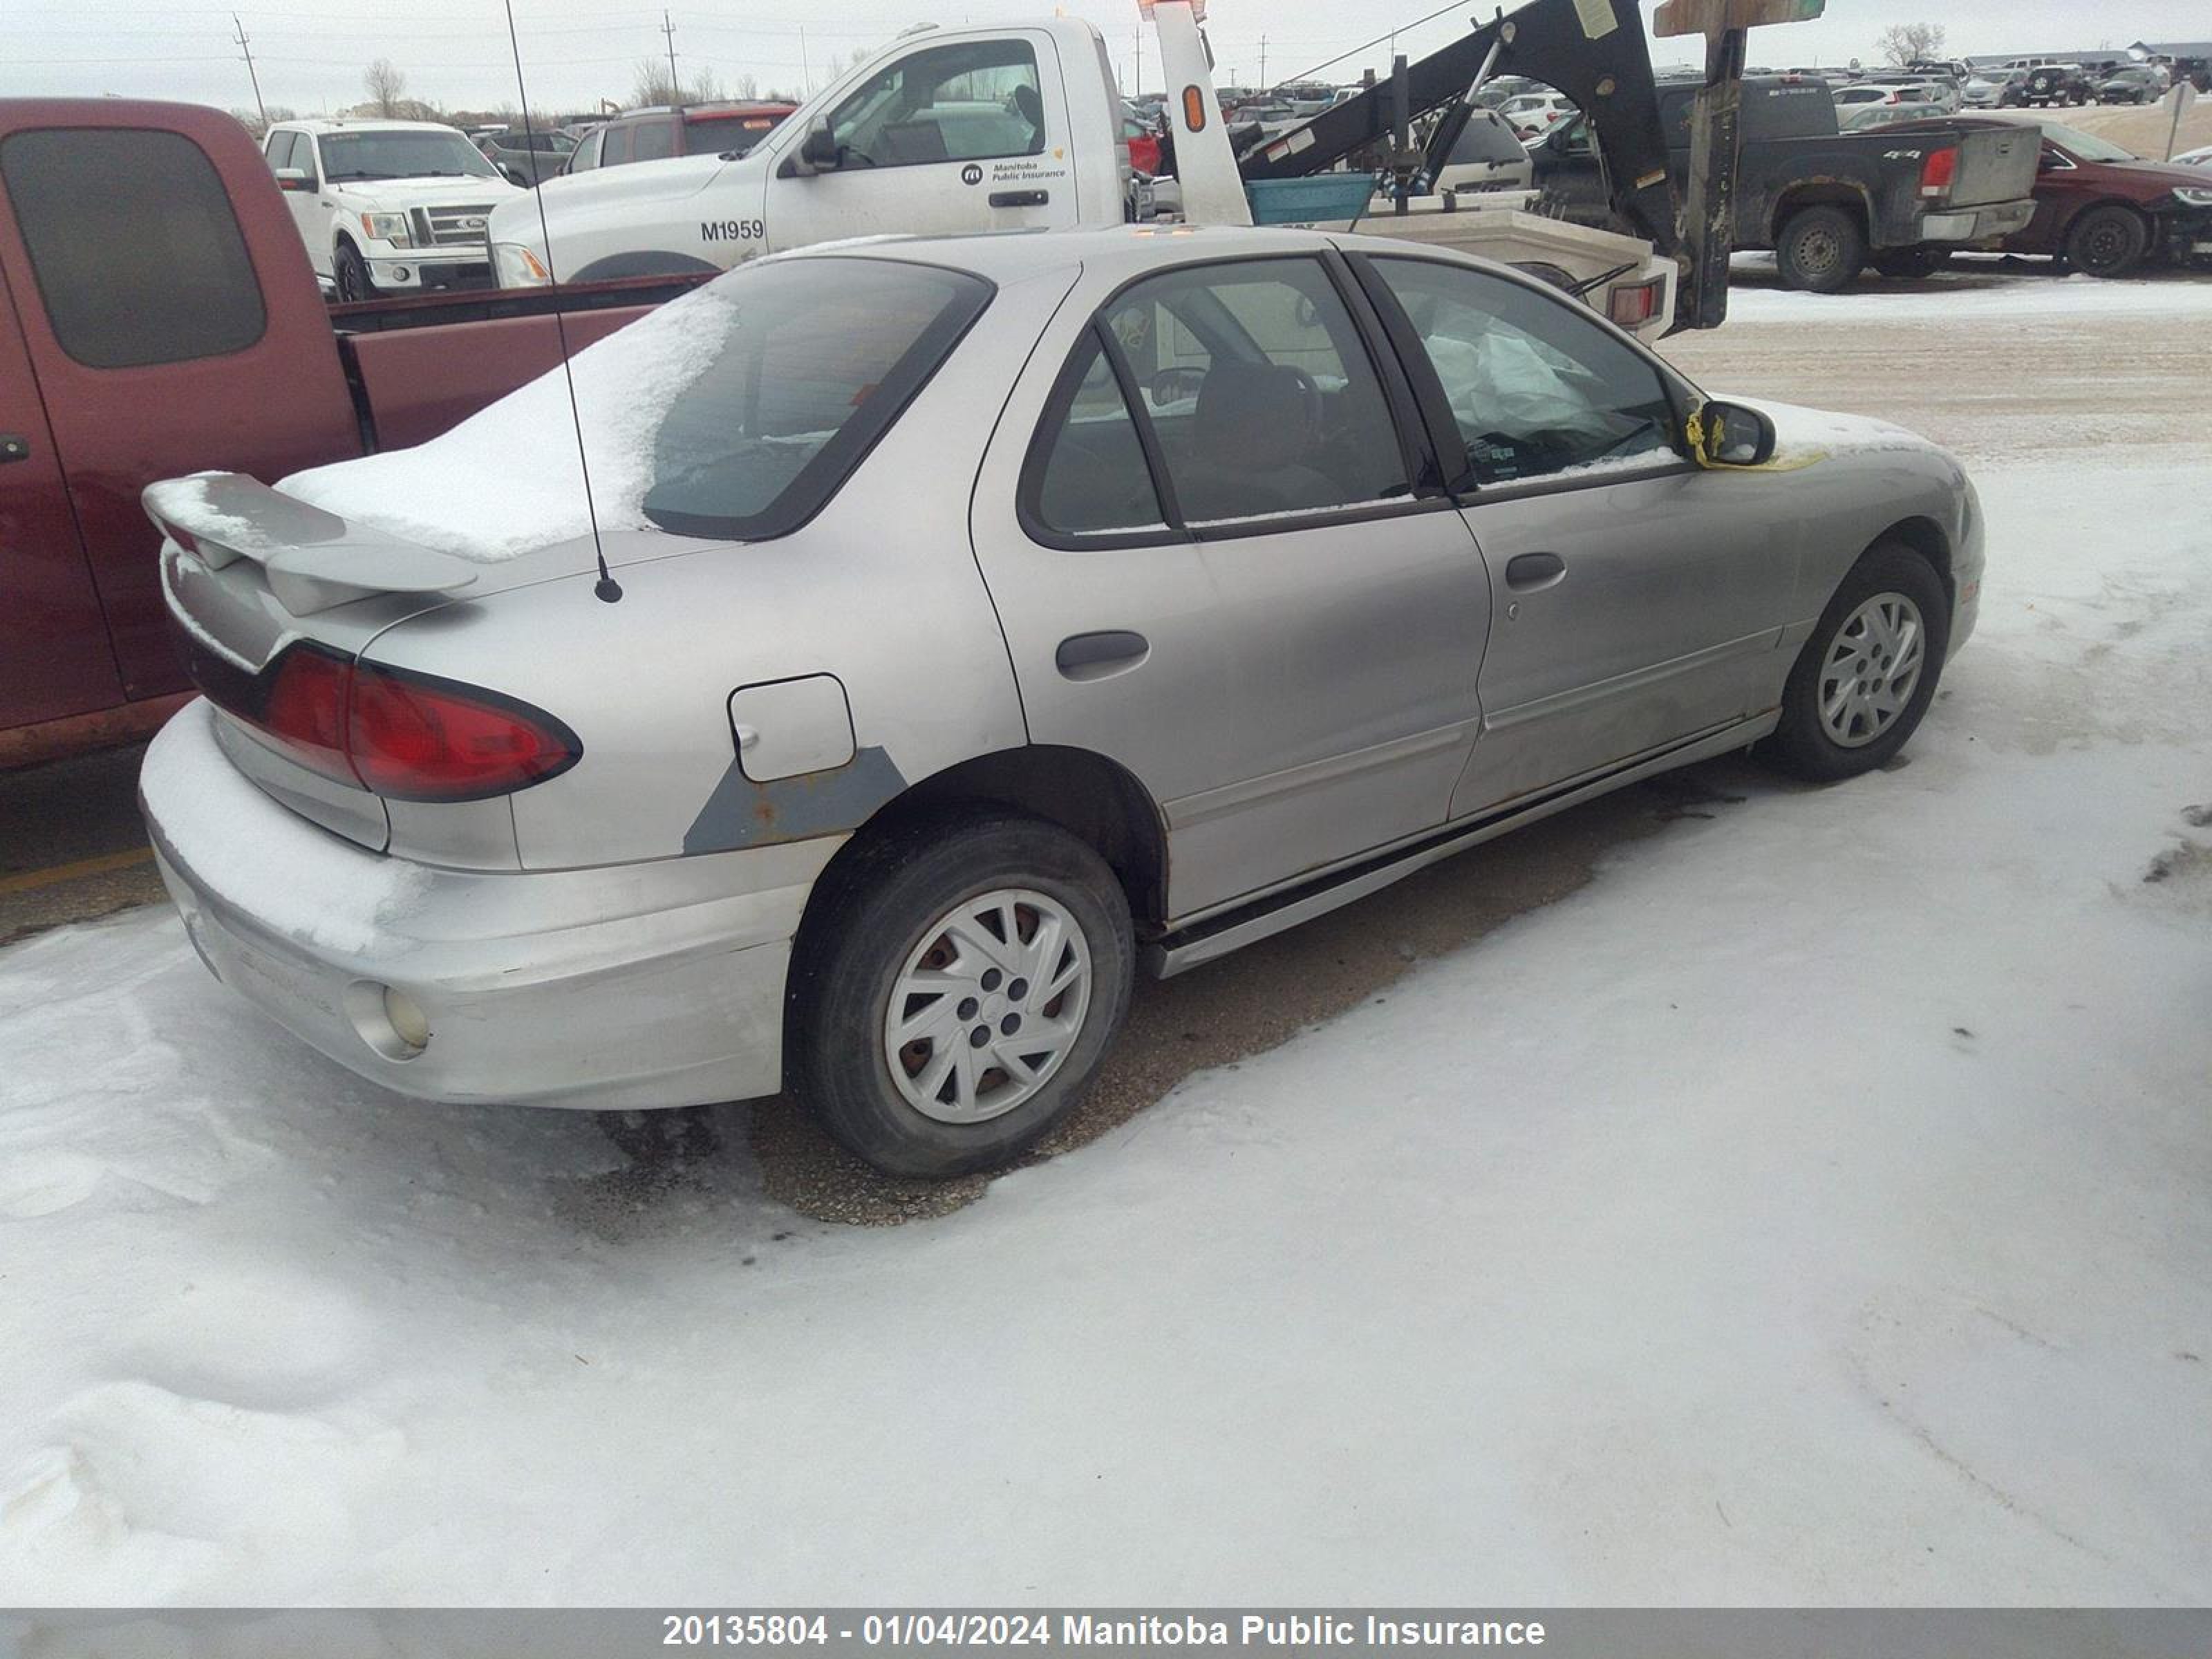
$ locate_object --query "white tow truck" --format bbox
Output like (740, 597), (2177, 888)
(491, 0), (1835, 340)
(489, 1), (1698, 341)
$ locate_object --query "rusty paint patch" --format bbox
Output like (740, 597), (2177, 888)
(683, 746), (906, 855)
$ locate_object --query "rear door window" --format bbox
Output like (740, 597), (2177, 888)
(0, 128), (267, 370)
(630, 118), (675, 162)
(1025, 330), (1170, 540)
(1099, 258), (1412, 526)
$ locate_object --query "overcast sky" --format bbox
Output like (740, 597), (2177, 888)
(9, 0), (2209, 118)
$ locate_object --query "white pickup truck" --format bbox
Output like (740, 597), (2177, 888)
(265, 118), (523, 301)
(488, 8), (1677, 341)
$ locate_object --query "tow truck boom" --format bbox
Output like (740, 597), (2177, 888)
(1238, 0), (1681, 260)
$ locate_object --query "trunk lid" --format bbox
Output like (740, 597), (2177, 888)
(144, 473), (486, 850)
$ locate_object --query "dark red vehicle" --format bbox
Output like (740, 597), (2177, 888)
(1891, 115), (2212, 276)
(1123, 111), (1162, 176)
(0, 99), (695, 765)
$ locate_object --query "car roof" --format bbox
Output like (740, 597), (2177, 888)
(277, 118), (464, 135)
(765, 222), (1547, 293)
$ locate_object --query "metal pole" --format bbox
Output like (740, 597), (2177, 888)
(232, 13), (267, 128)
(662, 10), (679, 101)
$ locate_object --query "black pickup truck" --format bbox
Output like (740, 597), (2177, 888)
(1528, 76), (2041, 292)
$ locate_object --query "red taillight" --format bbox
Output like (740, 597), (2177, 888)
(1609, 276), (1665, 328)
(237, 644), (580, 803)
(1920, 146), (1958, 197)
(257, 642), (358, 785)
(348, 662), (579, 802)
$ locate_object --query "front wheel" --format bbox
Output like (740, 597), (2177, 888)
(2066, 204), (2149, 278)
(787, 814), (1136, 1178)
(332, 241), (375, 303)
(1776, 205), (1868, 294)
(1764, 544), (1951, 782)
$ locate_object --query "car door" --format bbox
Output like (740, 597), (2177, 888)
(0, 253), (120, 731)
(968, 251), (1493, 921)
(1352, 253), (1800, 815)
(287, 133), (332, 273)
(768, 32), (1081, 252)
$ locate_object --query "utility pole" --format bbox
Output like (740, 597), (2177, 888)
(661, 10), (679, 102)
(1134, 28), (1142, 97)
(1259, 35), (1268, 88)
(232, 12), (267, 128)
(798, 24), (812, 94)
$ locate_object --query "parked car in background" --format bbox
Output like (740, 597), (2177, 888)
(2094, 66), (2169, 104)
(1891, 114), (2212, 276)
(477, 126), (574, 187)
(1121, 106), (1161, 176)
(139, 226), (1985, 1178)
(1499, 90), (1575, 140)
(1530, 76), (2038, 290)
(1431, 107), (1535, 194)
(262, 118), (522, 300)
(2007, 66), (2094, 108)
(1835, 81), (1953, 113)
(1839, 101), (1952, 132)
(1961, 68), (2023, 109)
(563, 101), (796, 175)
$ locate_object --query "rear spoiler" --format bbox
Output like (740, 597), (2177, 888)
(142, 473), (478, 617)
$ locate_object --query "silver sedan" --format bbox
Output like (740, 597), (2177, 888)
(141, 225), (1984, 1176)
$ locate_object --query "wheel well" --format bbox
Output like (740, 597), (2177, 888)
(1772, 187), (1868, 243)
(1877, 516), (1953, 601)
(569, 249), (720, 283)
(826, 745), (1169, 926)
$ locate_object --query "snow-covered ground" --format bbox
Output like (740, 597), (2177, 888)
(4, 357), (2211, 1602)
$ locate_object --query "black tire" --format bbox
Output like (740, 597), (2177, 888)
(332, 241), (375, 303)
(1764, 543), (1951, 783)
(2065, 204), (2150, 278)
(1873, 246), (1950, 280)
(1776, 204), (1868, 294)
(786, 812), (1136, 1179)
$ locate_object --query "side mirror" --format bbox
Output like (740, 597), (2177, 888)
(274, 167), (312, 193)
(798, 120), (841, 173)
(1693, 401), (1777, 469)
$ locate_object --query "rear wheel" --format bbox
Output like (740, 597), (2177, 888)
(1765, 543), (1951, 782)
(2065, 205), (2149, 278)
(1776, 205), (1867, 294)
(332, 241), (375, 303)
(787, 813), (1135, 1178)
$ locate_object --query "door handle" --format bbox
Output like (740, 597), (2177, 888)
(1055, 630), (1149, 681)
(989, 189), (1050, 207)
(0, 434), (29, 465)
(1504, 552), (1566, 592)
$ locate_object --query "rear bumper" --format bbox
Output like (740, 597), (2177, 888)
(141, 701), (838, 1111)
(1922, 199), (2036, 242)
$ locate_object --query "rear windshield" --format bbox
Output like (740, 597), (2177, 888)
(1450, 113), (1528, 165)
(642, 257), (991, 540)
(684, 112), (785, 156)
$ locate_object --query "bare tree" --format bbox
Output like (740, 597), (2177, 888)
(229, 104), (297, 136)
(364, 58), (408, 117)
(1877, 23), (1947, 68)
(731, 72), (759, 100)
(630, 56), (724, 107)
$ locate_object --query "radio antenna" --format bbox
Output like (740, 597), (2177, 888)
(500, 0), (622, 603)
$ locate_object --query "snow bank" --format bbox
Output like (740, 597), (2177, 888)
(280, 281), (746, 563)
(1727, 264), (2212, 325)
(3, 463), (2210, 1604)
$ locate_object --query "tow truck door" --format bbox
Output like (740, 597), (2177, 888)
(765, 30), (1082, 252)
(0, 254), (120, 731)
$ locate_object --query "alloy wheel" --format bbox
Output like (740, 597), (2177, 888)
(1818, 592), (1927, 749)
(883, 888), (1094, 1125)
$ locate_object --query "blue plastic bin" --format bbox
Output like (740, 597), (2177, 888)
(1243, 174), (1374, 227)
